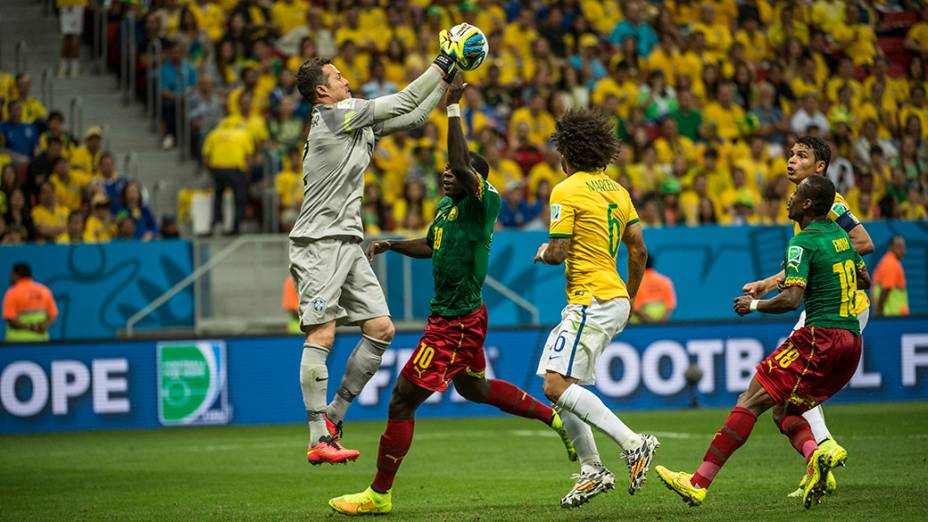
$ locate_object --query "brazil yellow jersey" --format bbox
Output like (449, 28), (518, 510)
(793, 191), (870, 315)
(549, 171), (639, 306)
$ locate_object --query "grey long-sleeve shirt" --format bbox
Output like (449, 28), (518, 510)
(289, 67), (446, 242)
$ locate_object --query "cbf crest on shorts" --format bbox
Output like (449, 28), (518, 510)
(312, 297), (326, 315)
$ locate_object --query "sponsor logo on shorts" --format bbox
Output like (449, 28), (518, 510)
(157, 341), (230, 426)
(313, 297), (326, 315)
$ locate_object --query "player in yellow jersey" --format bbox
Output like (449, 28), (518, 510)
(533, 109), (659, 508)
(742, 136), (875, 497)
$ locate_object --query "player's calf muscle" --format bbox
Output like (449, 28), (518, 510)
(543, 372), (573, 403)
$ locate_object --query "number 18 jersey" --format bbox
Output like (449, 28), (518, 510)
(549, 171), (639, 306)
(783, 219), (865, 335)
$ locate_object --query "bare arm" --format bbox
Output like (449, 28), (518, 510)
(621, 221), (648, 301)
(534, 237), (571, 265)
(446, 77), (480, 194)
(847, 225), (874, 255)
(734, 285), (804, 316)
(366, 238), (433, 260)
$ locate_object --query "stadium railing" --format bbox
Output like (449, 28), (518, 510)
(124, 235), (538, 337)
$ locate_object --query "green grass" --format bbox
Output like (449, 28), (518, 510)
(2, 402), (927, 521)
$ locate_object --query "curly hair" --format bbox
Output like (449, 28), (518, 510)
(552, 108), (621, 173)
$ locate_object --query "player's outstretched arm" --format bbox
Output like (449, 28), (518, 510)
(366, 238), (432, 261)
(368, 37), (458, 123)
(374, 84), (449, 136)
(622, 222), (648, 301)
(734, 286), (804, 316)
(742, 269), (785, 298)
(446, 76), (480, 194)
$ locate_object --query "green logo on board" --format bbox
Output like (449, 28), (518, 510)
(157, 341), (230, 426)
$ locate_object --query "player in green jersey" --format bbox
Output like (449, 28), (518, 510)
(655, 176), (871, 511)
(328, 77), (575, 516)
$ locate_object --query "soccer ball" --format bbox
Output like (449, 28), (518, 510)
(448, 23), (489, 71)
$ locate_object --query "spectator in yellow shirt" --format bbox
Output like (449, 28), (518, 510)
(702, 84), (745, 142)
(49, 157), (91, 212)
(275, 147), (303, 230)
(654, 117), (696, 165)
(508, 94), (556, 148)
(270, 0), (307, 37)
(486, 145), (523, 191)
(826, 56), (863, 105)
(202, 118), (254, 235)
(900, 85), (928, 138)
(592, 62), (638, 119)
(12, 74), (47, 125)
(905, 4), (928, 59)
(832, 3), (877, 66)
(527, 147), (561, 197)
(190, 0), (225, 41)
(83, 194), (116, 243)
(767, 4), (809, 49)
(735, 15), (768, 62)
(70, 126), (104, 177)
(692, 3), (731, 63)
(503, 9), (539, 59)
(55, 210), (84, 244)
(31, 182), (70, 241)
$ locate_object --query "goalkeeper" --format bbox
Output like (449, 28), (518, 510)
(290, 33), (465, 465)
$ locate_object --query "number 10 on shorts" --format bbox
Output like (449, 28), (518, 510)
(413, 343), (435, 371)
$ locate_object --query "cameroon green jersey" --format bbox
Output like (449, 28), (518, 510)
(426, 175), (501, 316)
(783, 219), (866, 335)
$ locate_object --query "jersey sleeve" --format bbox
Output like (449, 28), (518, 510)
(828, 194), (861, 233)
(549, 185), (576, 238)
(475, 175), (502, 232)
(318, 98), (377, 134)
(783, 236), (811, 288)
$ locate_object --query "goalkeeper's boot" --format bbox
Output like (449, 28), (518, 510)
(307, 436), (360, 466)
(788, 469), (836, 498)
(550, 411), (577, 462)
(329, 487), (392, 516)
(325, 414), (344, 441)
(560, 465), (615, 508)
(802, 448), (836, 509)
(623, 434), (660, 495)
(655, 466), (706, 507)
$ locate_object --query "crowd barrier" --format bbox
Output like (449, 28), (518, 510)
(0, 221), (925, 339)
(2, 317), (926, 434)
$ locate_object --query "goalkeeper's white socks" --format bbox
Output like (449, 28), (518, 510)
(558, 408), (602, 474)
(802, 405), (833, 444)
(300, 344), (330, 445)
(326, 335), (388, 425)
(556, 384), (643, 451)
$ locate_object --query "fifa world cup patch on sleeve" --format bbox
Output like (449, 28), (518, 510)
(551, 203), (562, 222)
(336, 99), (356, 109)
(831, 202), (848, 216)
(787, 246), (803, 268)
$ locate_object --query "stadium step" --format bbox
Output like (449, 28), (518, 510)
(0, 9), (201, 223)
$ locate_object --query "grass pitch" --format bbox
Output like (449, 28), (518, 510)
(2, 402), (927, 521)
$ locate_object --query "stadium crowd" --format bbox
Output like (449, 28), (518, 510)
(0, 68), (175, 244)
(2, 0), (928, 242)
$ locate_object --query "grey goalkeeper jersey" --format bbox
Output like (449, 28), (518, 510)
(289, 68), (446, 241)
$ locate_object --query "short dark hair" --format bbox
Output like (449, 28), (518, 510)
(48, 110), (64, 122)
(796, 136), (831, 172)
(469, 152), (489, 179)
(296, 57), (332, 103)
(552, 108), (620, 172)
(12, 262), (31, 278)
(800, 175), (836, 217)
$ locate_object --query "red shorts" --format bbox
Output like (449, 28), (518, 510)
(400, 305), (488, 392)
(755, 326), (862, 412)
